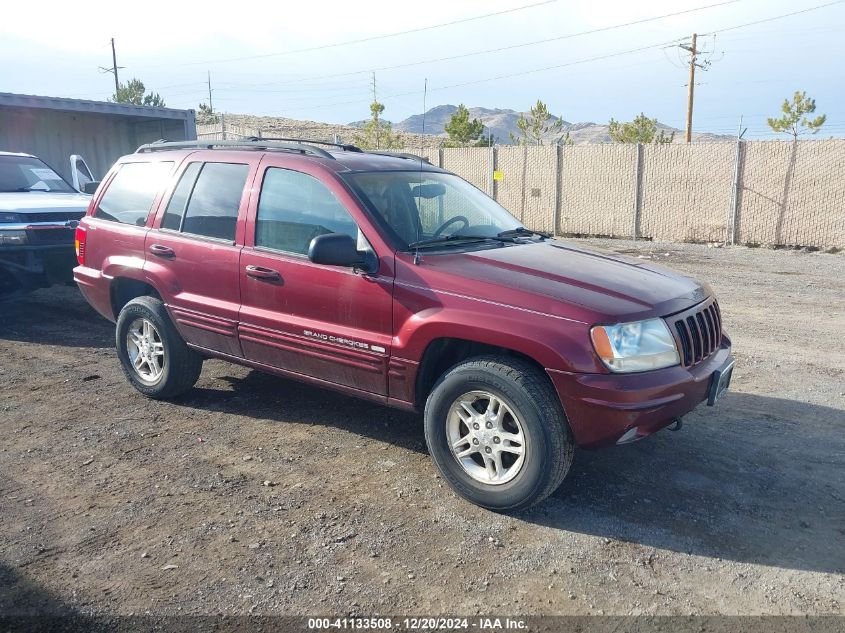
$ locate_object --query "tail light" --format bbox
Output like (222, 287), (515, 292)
(75, 224), (87, 265)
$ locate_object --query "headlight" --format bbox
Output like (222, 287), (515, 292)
(0, 230), (28, 245)
(0, 212), (24, 223)
(590, 318), (680, 373)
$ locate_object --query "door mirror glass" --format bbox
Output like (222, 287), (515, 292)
(308, 233), (368, 268)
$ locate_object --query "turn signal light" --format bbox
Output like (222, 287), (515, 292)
(75, 224), (87, 266)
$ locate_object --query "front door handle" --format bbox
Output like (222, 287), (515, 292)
(149, 244), (175, 258)
(245, 265), (281, 281)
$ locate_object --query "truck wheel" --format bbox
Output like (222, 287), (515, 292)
(115, 296), (202, 399)
(424, 355), (574, 511)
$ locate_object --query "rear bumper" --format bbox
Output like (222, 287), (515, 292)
(73, 265), (114, 321)
(548, 336), (732, 448)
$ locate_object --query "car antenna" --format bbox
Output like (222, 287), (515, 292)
(413, 78), (428, 266)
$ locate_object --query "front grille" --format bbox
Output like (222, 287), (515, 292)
(671, 299), (723, 367)
(27, 228), (75, 245)
(24, 211), (86, 224)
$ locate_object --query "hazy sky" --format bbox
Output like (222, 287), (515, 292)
(2, 0), (843, 138)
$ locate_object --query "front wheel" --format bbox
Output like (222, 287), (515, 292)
(424, 356), (574, 511)
(115, 296), (203, 399)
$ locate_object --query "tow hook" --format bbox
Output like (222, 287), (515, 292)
(668, 417), (683, 431)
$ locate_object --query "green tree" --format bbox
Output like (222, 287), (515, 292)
(510, 100), (565, 145)
(475, 132), (495, 147)
(443, 104), (485, 147)
(767, 91), (826, 139)
(111, 78), (165, 107)
(197, 102), (218, 124)
(353, 101), (403, 150)
(608, 113), (674, 144)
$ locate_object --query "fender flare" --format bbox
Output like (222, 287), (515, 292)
(396, 306), (597, 374)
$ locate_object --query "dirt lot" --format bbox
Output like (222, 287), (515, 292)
(1, 239), (843, 619)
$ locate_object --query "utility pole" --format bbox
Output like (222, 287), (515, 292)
(99, 38), (124, 97)
(371, 72), (380, 150)
(681, 33), (697, 143)
(677, 32), (717, 143)
(207, 70), (213, 113)
(111, 38), (120, 95)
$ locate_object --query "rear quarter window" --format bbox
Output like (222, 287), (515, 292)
(96, 161), (174, 226)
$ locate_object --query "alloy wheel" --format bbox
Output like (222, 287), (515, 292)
(126, 318), (165, 384)
(446, 390), (526, 485)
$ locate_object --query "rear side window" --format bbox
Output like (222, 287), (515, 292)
(161, 162), (201, 231)
(96, 161), (173, 226)
(177, 162), (249, 241)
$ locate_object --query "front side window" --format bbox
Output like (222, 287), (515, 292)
(342, 171), (521, 248)
(256, 168), (361, 256)
(96, 161), (174, 226)
(181, 162), (249, 241)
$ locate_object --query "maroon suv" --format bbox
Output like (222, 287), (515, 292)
(74, 139), (734, 511)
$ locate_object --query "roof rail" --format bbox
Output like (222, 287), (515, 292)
(368, 151), (431, 164)
(245, 137), (364, 153)
(135, 139), (336, 159)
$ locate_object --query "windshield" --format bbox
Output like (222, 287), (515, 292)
(343, 171), (522, 249)
(0, 155), (76, 193)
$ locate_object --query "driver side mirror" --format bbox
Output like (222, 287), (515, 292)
(308, 233), (374, 271)
(82, 181), (101, 195)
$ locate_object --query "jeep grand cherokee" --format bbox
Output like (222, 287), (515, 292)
(74, 139), (734, 511)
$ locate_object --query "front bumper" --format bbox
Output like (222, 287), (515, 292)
(0, 245), (77, 294)
(547, 336), (733, 448)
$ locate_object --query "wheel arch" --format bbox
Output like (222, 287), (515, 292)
(414, 336), (552, 409)
(110, 276), (162, 319)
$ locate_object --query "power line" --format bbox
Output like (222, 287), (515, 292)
(275, 0), (845, 115)
(701, 0), (845, 35)
(138, 0), (842, 111)
(215, 76), (366, 89)
(133, 0), (560, 69)
(278, 37), (688, 113)
(204, 0), (741, 89)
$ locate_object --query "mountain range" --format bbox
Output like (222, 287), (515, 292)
(351, 104), (732, 144)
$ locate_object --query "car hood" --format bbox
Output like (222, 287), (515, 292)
(418, 240), (710, 323)
(0, 191), (91, 214)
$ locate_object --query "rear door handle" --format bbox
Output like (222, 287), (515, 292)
(149, 244), (175, 258)
(245, 265), (281, 281)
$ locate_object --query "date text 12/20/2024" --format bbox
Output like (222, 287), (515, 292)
(307, 617), (528, 630)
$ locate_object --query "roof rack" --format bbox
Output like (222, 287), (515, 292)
(368, 151), (431, 164)
(135, 138), (336, 159)
(244, 137), (363, 153)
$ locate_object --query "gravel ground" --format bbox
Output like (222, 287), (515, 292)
(1, 239), (843, 618)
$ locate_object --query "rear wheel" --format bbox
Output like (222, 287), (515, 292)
(115, 296), (202, 399)
(424, 355), (574, 511)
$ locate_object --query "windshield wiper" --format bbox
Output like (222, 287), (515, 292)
(407, 234), (512, 250)
(497, 227), (550, 239)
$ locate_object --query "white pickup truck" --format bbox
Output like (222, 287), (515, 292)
(0, 152), (97, 298)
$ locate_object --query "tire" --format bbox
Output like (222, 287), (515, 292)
(424, 355), (574, 511)
(115, 296), (203, 399)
